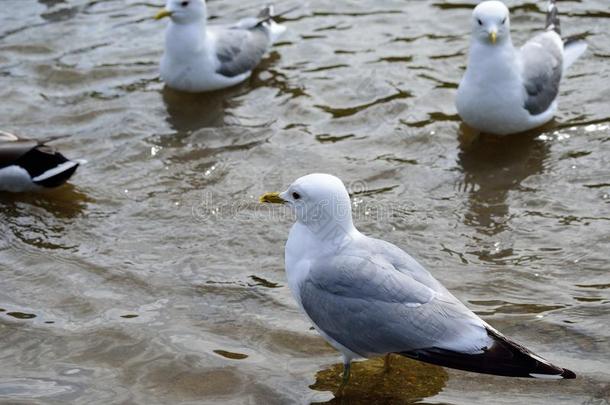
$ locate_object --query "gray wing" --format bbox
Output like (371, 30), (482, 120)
(299, 252), (490, 358)
(212, 25), (271, 78)
(520, 31), (563, 115)
(367, 237), (451, 295)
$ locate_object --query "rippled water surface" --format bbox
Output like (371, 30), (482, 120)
(1, 0), (609, 403)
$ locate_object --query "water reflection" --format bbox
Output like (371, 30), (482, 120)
(310, 355), (447, 404)
(0, 185), (90, 249)
(38, 0), (65, 7)
(161, 87), (240, 136)
(160, 53), (296, 137)
(38, 0), (78, 23)
(248, 51), (307, 100)
(457, 127), (550, 237)
(1, 185), (90, 218)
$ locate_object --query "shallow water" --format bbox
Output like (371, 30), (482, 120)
(1, 0), (609, 404)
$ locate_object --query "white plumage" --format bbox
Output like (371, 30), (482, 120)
(155, 0), (288, 93)
(261, 173), (575, 384)
(456, 0), (587, 135)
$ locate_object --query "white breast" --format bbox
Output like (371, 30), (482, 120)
(456, 42), (535, 135)
(284, 223), (363, 361)
(160, 24), (249, 92)
(284, 223), (314, 304)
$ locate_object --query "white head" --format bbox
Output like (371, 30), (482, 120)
(260, 173), (356, 234)
(471, 1), (511, 45)
(154, 0), (207, 25)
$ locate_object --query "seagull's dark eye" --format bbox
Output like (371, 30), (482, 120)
(292, 192), (301, 200)
(501, 17), (506, 24)
(181, 1), (189, 6)
(477, 18), (483, 26)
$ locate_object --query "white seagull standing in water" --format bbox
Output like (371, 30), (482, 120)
(261, 174), (575, 389)
(456, 0), (587, 135)
(0, 131), (83, 192)
(154, 0), (290, 93)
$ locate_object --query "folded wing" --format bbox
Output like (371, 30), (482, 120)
(300, 243), (575, 379)
(519, 32), (563, 116)
(212, 25), (271, 78)
(300, 252), (491, 358)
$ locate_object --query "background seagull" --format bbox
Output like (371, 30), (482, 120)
(456, 0), (587, 135)
(0, 131), (83, 192)
(155, 0), (291, 93)
(260, 173), (575, 390)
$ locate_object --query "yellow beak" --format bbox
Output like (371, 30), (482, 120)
(259, 192), (286, 204)
(489, 30), (497, 44)
(154, 9), (173, 20)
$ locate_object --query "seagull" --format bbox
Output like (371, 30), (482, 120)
(154, 0), (290, 93)
(0, 131), (83, 192)
(260, 173), (575, 389)
(456, 0), (587, 135)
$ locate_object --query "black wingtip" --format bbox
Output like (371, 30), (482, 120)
(399, 327), (575, 380)
(545, 0), (561, 35)
(256, 3), (299, 25)
(257, 4), (273, 20)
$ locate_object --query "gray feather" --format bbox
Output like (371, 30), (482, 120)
(299, 238), (488, 358)
(520, 32), (563, 115)
(214, 25), (271, 78)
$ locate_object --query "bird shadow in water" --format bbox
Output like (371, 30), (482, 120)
(0, 184), (91, 249)
(161, 85), (247, 141)
(456, 123), (551, 238)
(310, 355), (448, 404)
(0, 184), (91, 219)
(159, 50), (291, 144)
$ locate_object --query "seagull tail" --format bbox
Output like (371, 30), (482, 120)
(545, 0), (561, 35)
(398, 327), (576, 379)
(257, 4), (300, 21)
(563, 36), (588, 72)
(256, 4), (299, 43)
(266, 20), (287, 44)
(545, 0), (587, 72)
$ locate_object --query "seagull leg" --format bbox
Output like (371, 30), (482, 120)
(337, 361), (351, 395)
(384, 353), (391, 373)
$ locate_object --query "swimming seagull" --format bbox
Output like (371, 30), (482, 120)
(154, 0), (291, 93)
(0, 131), (83, 192)
(260, 174), (575, 389)
(456, 0), (587, 135)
